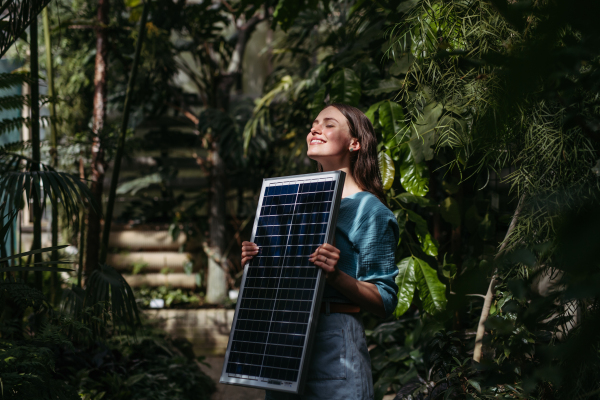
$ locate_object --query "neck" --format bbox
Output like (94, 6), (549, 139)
(319, 162), (363, 198)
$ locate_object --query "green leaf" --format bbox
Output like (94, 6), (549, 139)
(478, 212), (495, 241)
(389, 52), (415, 75)
(0, 245), (68, 263)
(440, 197), (461, 227)
(386, 346), (409, 362)
(408, 102), (443, 162)
(378, 151), (395, 190)
(364, 101), (385, 126)
(311, 86), (327, 118)
(467, 379), (481, 393)
(329, 68), (361, 106)
(394, 257), (416, 317)
(378, 100), (405, 146)
(398, 144), (429, 196)
(364, 78), (404, 96)
(124, 373), (146, 386)
(396, 192), (434, 207)
(393, 209), (406, 244)
(117, 173), (162, 195)
(414, 257), (447, 314)
(406, 210), (438, 256)
(441, 179), (459, 194)
(465, 205), (482, 234)
(420, 232), (438, 256)
(442, 262), (457, 280)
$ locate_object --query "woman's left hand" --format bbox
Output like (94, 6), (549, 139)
(309, 243), (341, 281)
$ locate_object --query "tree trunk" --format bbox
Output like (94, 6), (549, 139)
(43, 6), (59, 303)
(204, 15), (263, 304)
(85, 0), (109, 276)
(30, 17), (42, 292)
(473, 194), (525, 362)
(205, 141), (228, 304)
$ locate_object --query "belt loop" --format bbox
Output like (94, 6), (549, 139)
(325, 301), (330, 316)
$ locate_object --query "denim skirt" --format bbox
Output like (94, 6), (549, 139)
(265, 312), (374, 400)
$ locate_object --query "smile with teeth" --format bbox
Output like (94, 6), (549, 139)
(310, 139), (326, 145)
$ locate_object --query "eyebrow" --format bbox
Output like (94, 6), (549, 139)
(313, 117), (339, 124)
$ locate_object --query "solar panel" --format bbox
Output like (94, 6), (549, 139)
(220, 171), (346, 394)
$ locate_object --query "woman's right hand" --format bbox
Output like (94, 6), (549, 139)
(241, 241), (259, 267)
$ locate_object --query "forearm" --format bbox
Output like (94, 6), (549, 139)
(326, 269), (386, 318)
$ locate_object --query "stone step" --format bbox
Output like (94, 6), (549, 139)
(107, 251), (191, 272)
(109, 230), (186, 251)
(124, 272), (196, 289)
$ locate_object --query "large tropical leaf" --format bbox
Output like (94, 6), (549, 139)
(413, 257), (447, 314)
(408, 102), (443, 163)
(83, 263), (141, 335)
(394, 257), (416, 317)
(364, 77), (404, 96)
(407, 209), (438, 256)
(329, 68), (361, 106)
(398, 144), (429, 196)
(378, 100), (406, 146)
(365, 100), (386, 126)
(378, 150), (395, 190)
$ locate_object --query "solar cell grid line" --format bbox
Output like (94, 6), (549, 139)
(220, 171), (346, 394)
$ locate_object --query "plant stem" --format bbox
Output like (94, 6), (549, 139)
(78, 210), (85, 288)
(43, 6), (59, 303)
(473, 194), (525, 362)
(99, 1), (149, 265)
(30, 16), (43, 292)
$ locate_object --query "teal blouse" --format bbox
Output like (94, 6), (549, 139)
(323, 191), (399, 318)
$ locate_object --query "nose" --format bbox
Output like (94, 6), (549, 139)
(310, 125), (321, 135)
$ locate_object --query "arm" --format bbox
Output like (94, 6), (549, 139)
(309, 243), (386, 318)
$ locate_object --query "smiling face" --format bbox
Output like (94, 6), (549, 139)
(307, 106), (358, 168)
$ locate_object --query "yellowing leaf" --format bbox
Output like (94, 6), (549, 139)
(378, 151), (395, 190)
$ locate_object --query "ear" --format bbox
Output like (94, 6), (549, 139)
(350, 138), (361, 152)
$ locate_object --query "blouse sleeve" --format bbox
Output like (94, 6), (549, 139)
(355, 208), (399, 318)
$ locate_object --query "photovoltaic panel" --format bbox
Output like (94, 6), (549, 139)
(220, 171), (346, 394)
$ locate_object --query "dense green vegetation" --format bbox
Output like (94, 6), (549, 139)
(246, 0), (600, 398)
(1, 0), (599, 398)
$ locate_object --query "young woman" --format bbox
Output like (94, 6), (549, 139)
(241, 104), (399, 400)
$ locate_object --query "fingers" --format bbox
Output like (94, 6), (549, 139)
(309, 245), (340, 262)
(241, 241), (259, 267)
(320, 243), (340, 254)
(309, 245), (340, 273)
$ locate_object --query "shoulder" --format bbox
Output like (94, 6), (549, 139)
(340, 192), (397, 231)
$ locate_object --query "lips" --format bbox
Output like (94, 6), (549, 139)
(310, 139), (326, 145)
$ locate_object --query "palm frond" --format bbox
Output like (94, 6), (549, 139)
(0, 153), (99, 227)
(63, 264), (140, 337)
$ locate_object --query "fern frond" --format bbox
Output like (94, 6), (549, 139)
(0, 72), (32, 90)
(0, 117), (27, 136)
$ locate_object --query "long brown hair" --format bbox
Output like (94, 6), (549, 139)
(317, 103), (388, 207)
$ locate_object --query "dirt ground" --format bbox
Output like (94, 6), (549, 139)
(200, 356), (265, 400)
(200, 356), (398, 400)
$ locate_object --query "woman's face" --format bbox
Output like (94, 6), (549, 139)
(307, 106), (354, 164)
